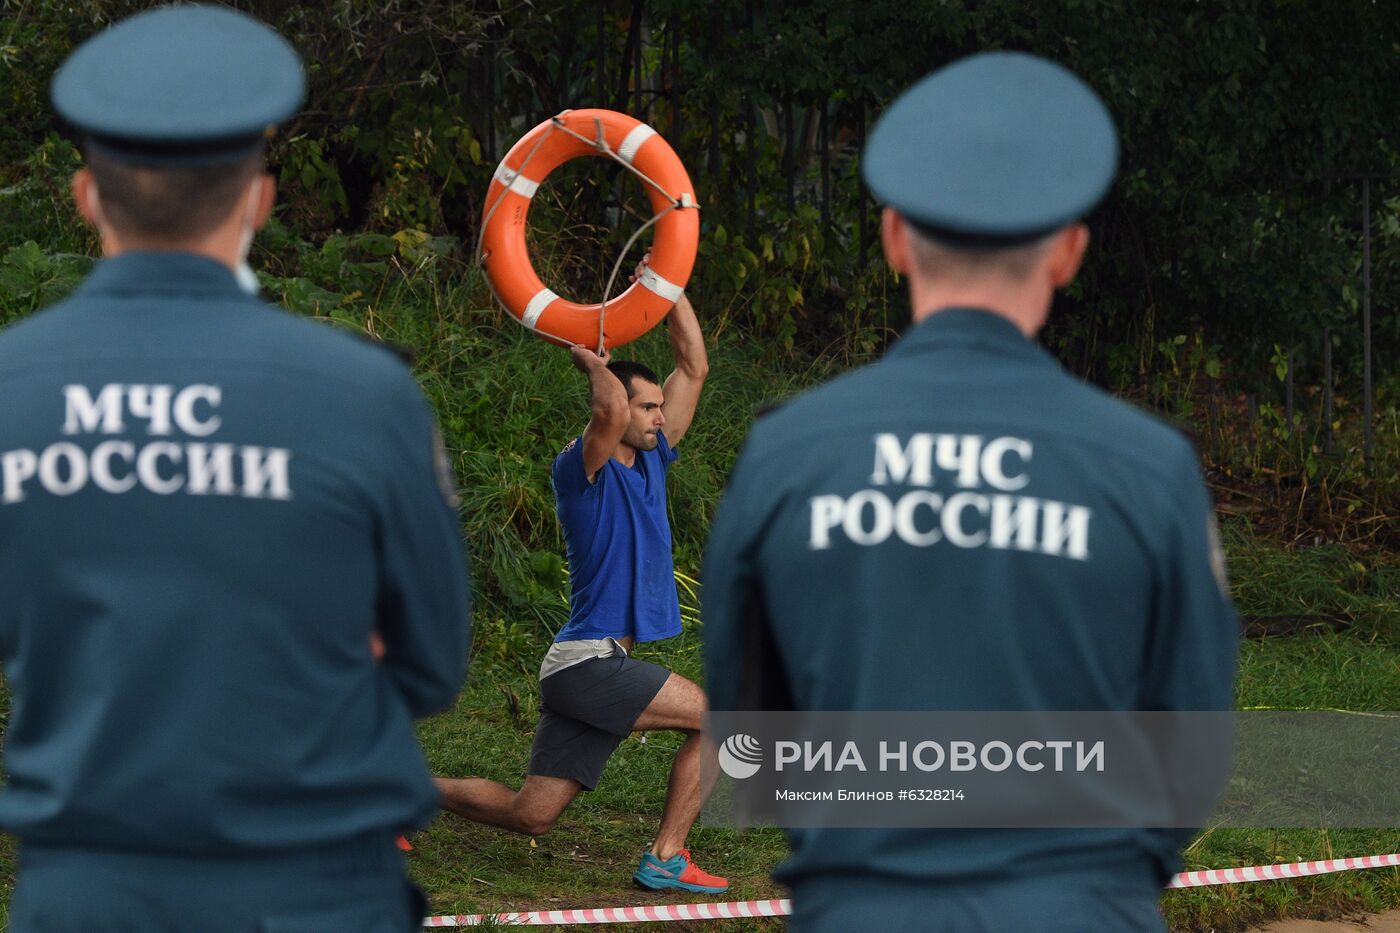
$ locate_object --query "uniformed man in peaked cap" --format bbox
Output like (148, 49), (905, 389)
(0, 7), (471, 930)
(702, 52), (1238, 931)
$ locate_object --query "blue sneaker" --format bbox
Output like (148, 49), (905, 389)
(633, 848), (729, 893)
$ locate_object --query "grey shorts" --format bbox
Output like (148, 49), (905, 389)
(528, 654), (671, 790)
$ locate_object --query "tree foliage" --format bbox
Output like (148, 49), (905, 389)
(2, 0), (1399, 392)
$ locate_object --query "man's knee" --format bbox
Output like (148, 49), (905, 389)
(511, 793), (564, 837)
(687, 677), (710, 716)
(511, 776), (580, 836)
(515, 811), (559, 837)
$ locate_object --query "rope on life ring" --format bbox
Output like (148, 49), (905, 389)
(478, 108), (700, 353)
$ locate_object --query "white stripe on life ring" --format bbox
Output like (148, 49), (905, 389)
(522, 288), (559, 330)
(493, 162), (541, 199)
(617, 124), (657, 164)
(637, 264), (684, 302)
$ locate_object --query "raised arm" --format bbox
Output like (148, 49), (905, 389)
(571, 345), (629, 482)
(659, 289), (708, 446)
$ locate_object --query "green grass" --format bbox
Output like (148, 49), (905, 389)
(1226, 525), (1400, 646)
(1237, 635), (1400, 711)
(1170, 828), (1400, 933)
(1172, 523), (1399, 932)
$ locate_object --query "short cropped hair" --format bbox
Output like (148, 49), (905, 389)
(906, 224), (1053, 283)
(86, 148), (264, 240)
(607, 360), (661, 398)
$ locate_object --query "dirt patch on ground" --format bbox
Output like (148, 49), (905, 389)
(1247, 909), (1400, 932)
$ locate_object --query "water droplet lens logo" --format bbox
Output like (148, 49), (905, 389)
(718, 733), (763, 779)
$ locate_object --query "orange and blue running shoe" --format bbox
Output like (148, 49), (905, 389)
(633, 847), (729, 893)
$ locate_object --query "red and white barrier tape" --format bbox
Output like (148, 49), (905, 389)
(423, 898), (789, 927)
(1166, 852), (1400, 889)
(423, 853), (1400, 927)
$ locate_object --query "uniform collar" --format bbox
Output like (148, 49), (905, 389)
(76, 251), (250, 299)
(887, 306), (1052, 365)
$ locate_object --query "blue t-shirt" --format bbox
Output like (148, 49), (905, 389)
(551, 431), (682, 643)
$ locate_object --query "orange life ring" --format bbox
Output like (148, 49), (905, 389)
(479, 109), (699, 350)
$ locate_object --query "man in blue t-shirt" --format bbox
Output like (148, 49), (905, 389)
(437, 276), (726, 893)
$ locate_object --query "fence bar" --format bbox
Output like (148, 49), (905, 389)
(1322, 327), (1333, 455)
(857, 100), (868, 267)
(596, 4), (605, 104)
(1285, 347), (1294, 433)
(1362, 178), (1373, 474)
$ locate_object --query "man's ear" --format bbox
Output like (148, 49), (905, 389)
(72, 168), (103, 229)
(1048, 223), (1090, 288)
(881, 207), (914, 277)
(251, 174), (276, 231)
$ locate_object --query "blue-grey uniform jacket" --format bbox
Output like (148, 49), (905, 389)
(0, 252), (471, 854)
(703, 308), (1237, 891)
